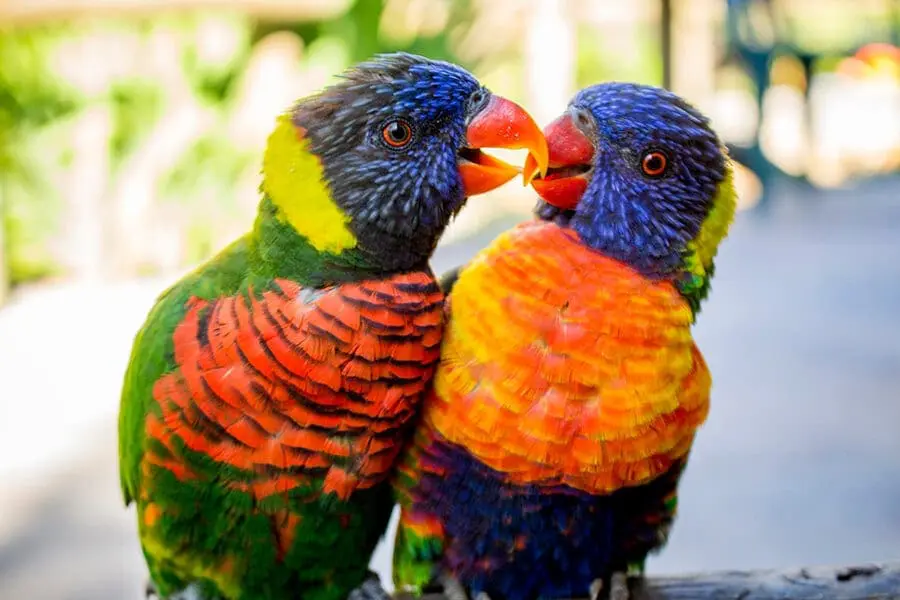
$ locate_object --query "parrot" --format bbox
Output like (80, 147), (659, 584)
(392, 82), (737, 600)
(118, 52), (549, 600)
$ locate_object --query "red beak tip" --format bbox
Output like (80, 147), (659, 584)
(462, 94), (549, 197)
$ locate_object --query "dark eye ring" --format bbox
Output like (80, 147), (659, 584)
(640, 150), (669, 177)
(573, 107), (592, 128)
(468, 88), (489, 112)
(381, 119), (414, 149)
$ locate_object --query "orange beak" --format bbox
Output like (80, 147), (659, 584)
(522, 112), (595, 210)
(459, 95), (549, 197)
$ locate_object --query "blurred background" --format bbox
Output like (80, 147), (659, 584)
(1, 0), (899, 598)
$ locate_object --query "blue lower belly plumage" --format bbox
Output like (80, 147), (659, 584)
(412, 439), (674, 600)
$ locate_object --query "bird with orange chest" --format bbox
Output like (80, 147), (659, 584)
(392, 82), (737, 600)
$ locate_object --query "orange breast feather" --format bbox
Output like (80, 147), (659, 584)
(145, 272), (444, 502)
(424, 221), (710, 493)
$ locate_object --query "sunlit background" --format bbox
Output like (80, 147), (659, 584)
(1, 0), (899, 598)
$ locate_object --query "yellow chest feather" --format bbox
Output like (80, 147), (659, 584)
(425, 221), (712, 493)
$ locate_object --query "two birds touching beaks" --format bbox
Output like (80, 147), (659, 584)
(119, 52), (737, 600)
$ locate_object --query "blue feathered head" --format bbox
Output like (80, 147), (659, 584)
(526, 82), (735, 288)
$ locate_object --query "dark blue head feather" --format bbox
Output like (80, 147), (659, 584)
(292, 53), (485, 271)
(538, 82), (728, 278)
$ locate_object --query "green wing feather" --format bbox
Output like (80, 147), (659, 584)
(118, 237), (251, 505)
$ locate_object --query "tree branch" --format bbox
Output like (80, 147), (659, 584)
(397, 561), (900, 600)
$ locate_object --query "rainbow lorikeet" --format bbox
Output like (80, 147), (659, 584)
(118, 52), (548, 600)
(392, 82), (736, 600)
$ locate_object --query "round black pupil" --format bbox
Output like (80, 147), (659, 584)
(389, 123), (407, 141)
(647, 156), (662, 170)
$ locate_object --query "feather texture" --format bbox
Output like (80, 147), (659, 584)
(409, 221), (708, 491)
(146, 274), (443, 503)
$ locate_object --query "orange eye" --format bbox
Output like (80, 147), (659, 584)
(382, 119), (413, 148)
(641, 151), (668, 177)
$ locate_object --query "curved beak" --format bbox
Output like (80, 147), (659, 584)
(523, 112), (595, 210)
(459, 95), (549, 197)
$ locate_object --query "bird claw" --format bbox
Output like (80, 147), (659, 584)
(144, 581), (203, 600)
(609, 571), (630, 600)
(556, 580), (603, 600)
(346, 571), (391, 600)
(589, 578), (604, 600)
(437, 573), (479, 600)
(145, 580), (159, 599)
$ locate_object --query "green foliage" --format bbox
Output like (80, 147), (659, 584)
(254, 0), (477, 75)
(780, 2), (899, 54)
(575, 23), (662, 88)
(161, 133), (257, 264)
(179, 13), (252, 103)
(394, 0), (477, 66)
(0, 27), (79, 127)
(162, 135), (253, 206)
(0, 26), (80, 285)
(108, 80), (166, 165)
(811, 53), (846, 75)
(328, 0), (385, 63)
(1, 168), (61, 284)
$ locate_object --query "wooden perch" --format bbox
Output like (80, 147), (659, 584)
(397, 561), (900, 600)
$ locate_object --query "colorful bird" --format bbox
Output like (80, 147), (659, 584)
(393, 82), (736, 600)
(118, 52), (548, 600)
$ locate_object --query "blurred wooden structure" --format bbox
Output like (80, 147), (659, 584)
(401, 561), (900, 600)
(0, 0), (348, 23)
